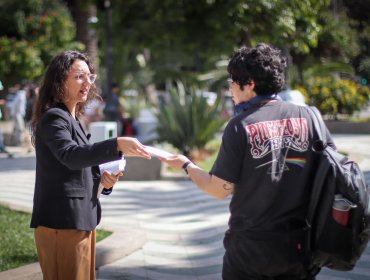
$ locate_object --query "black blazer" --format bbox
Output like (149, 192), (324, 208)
(30, 103), (121, 231)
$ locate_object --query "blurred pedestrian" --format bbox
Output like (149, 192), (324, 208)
(11, 82), (27, 146)
(160, 43), (335, 280)
(103, 82), (124, 135)
(30, 50), (151, 280)
(0, 98), (9, 153)
(82, 97), (105, 131)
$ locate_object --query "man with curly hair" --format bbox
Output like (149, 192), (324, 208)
(161, 43), (334, 279)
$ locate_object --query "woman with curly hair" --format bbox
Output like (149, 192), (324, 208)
(30, 50), (150, 280)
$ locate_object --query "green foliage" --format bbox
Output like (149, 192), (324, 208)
(0, 0), (366, 98)
(288, 60), (355, 85)
(197, 151), (218, 172)
(0, 0), (82, 88)
(98, 0), (237, 86)
(155, 82), (227, 156)
(295, 76), (370, 118)
(0, 205), (112, 272)
(197, 138), (221, 171)
(0, 37), (43, 86)
(0, 0), (42, 38)
(24, 5), (83, 64)
(0, 205), (38, 271)
(237, 0), (330, 54)
(302, 62), (354, 78)
(99, 0), (329, 89)
(358, 57), (370, 82)
(287, 4), (362, 85)
(96, 228), (113, 243)
(316, 11), (360, 59)
(121, 94), (147, 120)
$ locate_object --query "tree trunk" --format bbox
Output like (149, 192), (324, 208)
(291, 52), (307, 85)
(75, 3), (99, 73)
(66, 1), (100, 84)
(240, 30), (252, 47)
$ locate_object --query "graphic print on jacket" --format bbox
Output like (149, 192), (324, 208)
(245, 118), (309, 182)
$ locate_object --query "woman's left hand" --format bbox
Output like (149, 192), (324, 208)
(101, 171), (123, 189)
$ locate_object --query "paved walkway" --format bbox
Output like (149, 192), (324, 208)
(0, 134), (369, 280)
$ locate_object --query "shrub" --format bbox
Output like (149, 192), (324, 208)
(155, 83), (227, 157)
(295, 76), (370, 118)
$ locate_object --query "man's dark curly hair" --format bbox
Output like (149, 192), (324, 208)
(227, 43), (287, 96)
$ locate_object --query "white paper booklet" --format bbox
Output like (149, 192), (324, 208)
(145, 146), (173, 159)
(99, 156), (126, 175)
(97, 156), (126, 198)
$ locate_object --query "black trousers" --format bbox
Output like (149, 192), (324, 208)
(222, 229), (319, 280)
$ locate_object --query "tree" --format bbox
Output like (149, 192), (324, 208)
(343, 0), (370, 82)
(96, 0), (330, 91)
(288, 1), (369, 85)
(289, 10), (360, 84)
(0, 38), (43, 87)
(0, 0), (82, 88)
(63, 0), (100, 77)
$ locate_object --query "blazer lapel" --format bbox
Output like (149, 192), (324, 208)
(72, 118), (90, 144)
(56, 103), (90, 144)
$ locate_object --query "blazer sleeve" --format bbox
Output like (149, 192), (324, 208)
(39, 108), (121, 170)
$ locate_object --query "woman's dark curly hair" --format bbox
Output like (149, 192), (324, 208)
(227, 43), (287, 96)
(31, 50), (99, 145)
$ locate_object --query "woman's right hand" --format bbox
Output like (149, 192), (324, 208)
(117, 137), (151, 159)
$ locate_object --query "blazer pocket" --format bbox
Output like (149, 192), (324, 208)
(60, 179), (86, 198)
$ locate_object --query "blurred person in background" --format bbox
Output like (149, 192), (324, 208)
(81, 96), (105, 131)
(103, 82), (124, 136)
(0, 98), (9, 154)
(11, 81), (27, 146)
(0, 81), (13, 156)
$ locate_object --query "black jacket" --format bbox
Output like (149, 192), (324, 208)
(30, 103), (121, 231)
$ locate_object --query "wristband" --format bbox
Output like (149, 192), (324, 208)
(182, 160), (192, 175)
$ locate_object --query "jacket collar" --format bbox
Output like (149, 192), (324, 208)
(234, 94), (281, 116)
(56, 103), (90, 144)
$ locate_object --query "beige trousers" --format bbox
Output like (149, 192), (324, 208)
(34, 226), (96, 280)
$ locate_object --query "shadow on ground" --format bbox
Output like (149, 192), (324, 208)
(0, 157), (36, 172)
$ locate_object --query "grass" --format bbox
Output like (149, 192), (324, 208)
(347, 116), (370, 123)
(197, 151), (218, 171)
(196, 138), (221, 171)
(327, 114), (370, 122)
(0, 205), (112, 272)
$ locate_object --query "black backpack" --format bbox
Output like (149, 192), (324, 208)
(306, 106), (370, 271)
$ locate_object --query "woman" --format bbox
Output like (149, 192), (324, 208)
(30, 50), (150, 280)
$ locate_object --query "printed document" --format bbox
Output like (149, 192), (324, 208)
(98, 156), (126, 197)
(145, 146), (173, 159)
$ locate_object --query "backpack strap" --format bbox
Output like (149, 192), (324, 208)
(307, 106), (327, 146)
(305, 106), (332, 267)
(305, 106), (329, 223)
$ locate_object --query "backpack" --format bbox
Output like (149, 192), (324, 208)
(306, 106), (370, 271)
